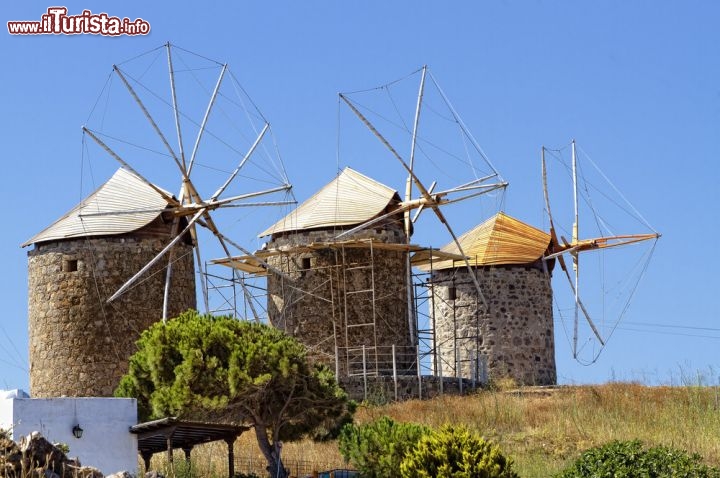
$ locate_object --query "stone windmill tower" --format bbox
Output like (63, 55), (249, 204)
(422, 212), (557, 386)
(23, 43), (296, 399)
(23, 168), (196, 397)
(257, 167), (415, 376)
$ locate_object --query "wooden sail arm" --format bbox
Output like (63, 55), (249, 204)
(551, 232), (660, 256)
(82, 127), (180, 208)
(336, 194), (447, 239)
(165, 185), (293, 217)
(339, 93), (436, 204)
(555, 253), (606, 347)
(339, 89), (490, 306)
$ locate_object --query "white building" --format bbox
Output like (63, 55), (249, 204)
(0, 392), (138, 475)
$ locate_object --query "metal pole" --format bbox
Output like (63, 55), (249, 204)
(335, 344), (340, 380)
(438, 344), (443, 396)
(416, 345), (422, 400)
(471, 351), (477, 390)
(392, 344), (398, 401)
(571, 139), (580, 358)
(457, 345), (463, 395)
(362, 345), (367, 402)
(404, 66), (427, 348)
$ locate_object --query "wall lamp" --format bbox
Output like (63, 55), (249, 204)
(72, 424), (84, 439)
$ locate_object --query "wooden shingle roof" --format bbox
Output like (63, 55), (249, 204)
(417, 212), (551, 270)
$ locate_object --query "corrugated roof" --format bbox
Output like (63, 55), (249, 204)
(417, 212), (551, 270)
(22, 168), (172, 247)
(259, 167), (399, 237)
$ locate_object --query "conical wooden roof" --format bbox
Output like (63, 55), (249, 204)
(23, 168), (172, 247)
(420, 212), (551, 270)
(260, 167), (399, 237)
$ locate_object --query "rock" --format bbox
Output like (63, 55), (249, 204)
(74, 466), (104, 478)
(19, 432), (67, 474)
(0, 431), (109, 478)
(30, 467), (60, 478)
(107, 472), (134, 478)
(0, 435), (21, 467)
(144, 471), (165, 478)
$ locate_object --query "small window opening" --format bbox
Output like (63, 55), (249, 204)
(301, 257), (312, 270)
(63, 259), (78, 273)
(447, 286), (456, 301)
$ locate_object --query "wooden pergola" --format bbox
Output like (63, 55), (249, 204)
(130, 417), (250, 477)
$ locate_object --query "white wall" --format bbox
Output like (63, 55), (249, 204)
(0, 397), (138, 475)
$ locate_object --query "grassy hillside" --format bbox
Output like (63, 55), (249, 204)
(187, 382), (720, 477)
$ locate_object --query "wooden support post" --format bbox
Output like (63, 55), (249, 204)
(141, 451), (152, 473)
(166, 435), (174, 465)
(225, 437), (235, 478)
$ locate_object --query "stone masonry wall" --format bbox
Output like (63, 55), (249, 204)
(430, 266), (556, 386)
(28, 234), (196, 397)
(265, 224), (414, 376)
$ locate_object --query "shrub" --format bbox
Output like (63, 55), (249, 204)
(556, 439), (720, 478)
(399, 425), (519, 478)
(338, 416), (429, 478)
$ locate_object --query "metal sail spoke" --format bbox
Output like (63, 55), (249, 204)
(434, 183), (508, 207)
(201, 223), (291, 281)
(166, 42), (187, 173)
(82, 127), (179, 207)
(340, 92), (489, 306)
(205, 185), (293, 209)
(541, 146), (558, 244)
(187, 63), (227, 177)
(190, 225), (210, 314)
(112, 65), (192, 187)
(81, 45), (295, 330)
(79, 207), (171, 218)
(335, 202), (419, 240)
(405, 67), (426, 347)
(555, 253), (605, 350)
(210, 122), (270, 202)
(107, 208), (206, 303)
(162, 216), (182, 323)
(405, 65), (427, 238)
(540, 141), (659, 360)
(215, 236), (261, 321)
(411, 181), (436, 223)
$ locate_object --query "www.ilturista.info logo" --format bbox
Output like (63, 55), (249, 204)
(8, 7), (150, 36)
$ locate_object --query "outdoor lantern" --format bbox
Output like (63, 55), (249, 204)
(72, 424), (83, 439)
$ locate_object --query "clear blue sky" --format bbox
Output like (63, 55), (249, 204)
(1, 1), (718, 391)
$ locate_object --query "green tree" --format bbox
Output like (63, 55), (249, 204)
(556, 440), (720, 478)
(338, 416), (429, 478)
(399, 425), (519, 478)
(115, 310), (353, 478)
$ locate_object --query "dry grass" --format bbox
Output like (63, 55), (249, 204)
(162, 383), (720, 478)
(358, 383), (720, 477)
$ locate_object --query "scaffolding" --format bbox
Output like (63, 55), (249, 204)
(209, 240), (467, 380)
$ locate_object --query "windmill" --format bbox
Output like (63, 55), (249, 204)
(336, 66), (508, 344)
(80, 42), (294, 321)
(25, 43), (295, 397)
(541, 140), (660, 363)
(208, 67), (508, 378)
